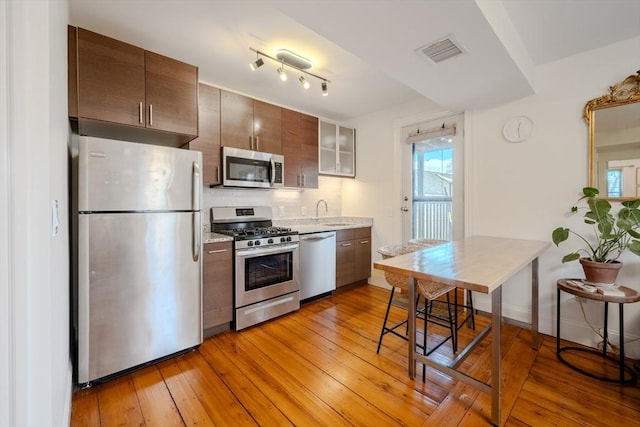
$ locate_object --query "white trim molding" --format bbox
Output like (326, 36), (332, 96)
(0, 0), (15, 425)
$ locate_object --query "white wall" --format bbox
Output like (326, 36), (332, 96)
(2, 1), (72, 426)
(468, 36), (640, 358)
(344, 37), (640, 358)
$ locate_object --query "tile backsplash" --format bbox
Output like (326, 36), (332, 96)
(203, 175), (343, 221)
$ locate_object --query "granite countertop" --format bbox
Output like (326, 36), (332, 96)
(203, 232), (234, 244)
(202, 216), (373, 242)
(274, 216), (373, 234)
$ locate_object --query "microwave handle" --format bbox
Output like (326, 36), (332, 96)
(269, 158), (276, 186)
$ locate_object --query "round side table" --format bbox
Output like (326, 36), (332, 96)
(556, 278), (639, 384)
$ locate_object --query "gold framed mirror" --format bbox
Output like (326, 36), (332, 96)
(584, 71), (640, 200)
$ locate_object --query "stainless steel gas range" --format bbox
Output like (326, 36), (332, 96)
(210, 206), (299, 330)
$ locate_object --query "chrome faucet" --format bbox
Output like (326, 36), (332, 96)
(316, 199), (328, 218)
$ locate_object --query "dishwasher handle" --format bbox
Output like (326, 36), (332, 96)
(300, 232), (336, 241)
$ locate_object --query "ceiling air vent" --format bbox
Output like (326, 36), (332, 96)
(417, 35), (465, 64)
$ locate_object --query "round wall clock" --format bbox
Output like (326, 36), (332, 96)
(502, 116), (533, 142)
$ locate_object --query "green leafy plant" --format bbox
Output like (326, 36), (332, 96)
(552, 187), (640, 263)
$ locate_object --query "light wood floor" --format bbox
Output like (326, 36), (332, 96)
(71, 285), (640, 426)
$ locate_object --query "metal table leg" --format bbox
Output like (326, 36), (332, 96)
(491, 286), (502, 426)
(408, 276), (416, 379)
(531, 258), (539, 349)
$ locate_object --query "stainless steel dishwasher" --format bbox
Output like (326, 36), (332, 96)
(299, 231), (336, 300)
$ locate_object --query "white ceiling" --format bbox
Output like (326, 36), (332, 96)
(69, 0), (640, 122)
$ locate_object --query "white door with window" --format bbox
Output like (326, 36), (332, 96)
(401, 114), (464, 243)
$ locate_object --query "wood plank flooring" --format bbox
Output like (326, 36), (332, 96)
(70, 285), (640, 426)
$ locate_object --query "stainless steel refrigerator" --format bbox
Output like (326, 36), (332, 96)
(75, 136), (202, 384)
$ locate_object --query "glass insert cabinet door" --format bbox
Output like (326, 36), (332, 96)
(319, 121), (355, 177)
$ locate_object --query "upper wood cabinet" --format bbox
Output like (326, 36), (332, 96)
(68, 26), (198, 145)
(220, 90), (281, 154)
(144, 51), (198, 136)
(319, 121), (356, 177)
(282, 108), (319, 188)
(183, 83), (221, 187)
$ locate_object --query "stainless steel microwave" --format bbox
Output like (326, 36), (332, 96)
(222, 146), (284, 189)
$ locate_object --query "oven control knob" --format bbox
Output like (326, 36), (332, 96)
(268, 238), (274, 244)
(254, 240), (260, 246)
(286, 236), (292, 242)
(247, 241), (253, 247)
(280, 237), (286, 243)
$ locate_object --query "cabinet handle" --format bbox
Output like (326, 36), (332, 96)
(359, 240), (369, 244)
(341, 242), (352, 247)
(249, 136), (253, 150)
(301, 174), (305, 187)
(138, 102), (143, 124)
(256, 136), (259, 151)
(208, 249), (228, 254)
(149, 104), (153, 126)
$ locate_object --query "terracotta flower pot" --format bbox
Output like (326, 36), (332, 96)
(579, 258), (622, 285)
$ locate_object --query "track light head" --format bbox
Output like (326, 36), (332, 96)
(321, 81), (328, 96)
(249, 57), (264, 71)
(299, 76), (310, 90)
(277, 66), (287, 81)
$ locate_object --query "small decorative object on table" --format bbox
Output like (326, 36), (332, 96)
(551, 187), (640, 285)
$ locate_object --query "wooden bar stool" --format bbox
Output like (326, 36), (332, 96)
(410, 238), (476, 334)
(376, 241), (476, 380)
(376, 243), (430, 354)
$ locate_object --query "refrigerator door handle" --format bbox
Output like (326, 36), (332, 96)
(192, 161), (200, 211)
(193, 212), (201, 262)
(192, 160), (201, 262)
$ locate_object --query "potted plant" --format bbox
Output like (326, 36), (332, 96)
(552, 187), (640, 284)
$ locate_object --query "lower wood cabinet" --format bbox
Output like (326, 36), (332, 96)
(202, 241), (233, 334)
(354, 228), (372, 281)
(336, 227), (371, 288)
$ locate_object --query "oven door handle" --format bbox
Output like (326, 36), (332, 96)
(235, 243), (299, 258)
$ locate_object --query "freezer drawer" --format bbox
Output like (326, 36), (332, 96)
(77, 211), (202, 383)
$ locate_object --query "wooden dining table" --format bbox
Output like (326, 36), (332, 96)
(373, 236), (550, 426)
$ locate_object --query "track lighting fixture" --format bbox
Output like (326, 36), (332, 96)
(249, 57), (264, 71)
(249, 47), (331, 96)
